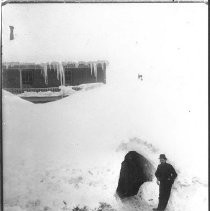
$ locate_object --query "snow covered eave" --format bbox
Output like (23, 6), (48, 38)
(2, 60), (109, 70)
(2, 60), (108, 86)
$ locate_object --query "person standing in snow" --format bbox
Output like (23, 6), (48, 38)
(153, 154), (177, 211)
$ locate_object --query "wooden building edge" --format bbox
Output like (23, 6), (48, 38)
(2, 61), (108, 94)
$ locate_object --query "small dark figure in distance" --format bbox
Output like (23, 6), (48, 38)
(153, 154), (177, 211)
(138, 74), (143, 80)
(9, 26), (14, 40)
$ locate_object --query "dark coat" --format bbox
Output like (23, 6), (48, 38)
(155, 162), (177, 210)
(155, 163), (177, 184)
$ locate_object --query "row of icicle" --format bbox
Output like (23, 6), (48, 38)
(40, 61), (106, 86)
(40, 63), (65, 86)
(3, 61), (107, 86)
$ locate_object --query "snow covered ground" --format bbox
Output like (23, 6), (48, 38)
(2, 3), (208, 211)
(3, 75), (208, 211)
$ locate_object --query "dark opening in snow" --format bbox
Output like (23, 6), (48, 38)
(116, 151), (155, 199)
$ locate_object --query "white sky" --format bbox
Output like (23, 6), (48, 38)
(2, 3), (208, 181)
(2, 3), (208, 83)
(2, 4), (207, 60)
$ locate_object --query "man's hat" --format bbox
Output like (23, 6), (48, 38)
(159, 154), (167, 160)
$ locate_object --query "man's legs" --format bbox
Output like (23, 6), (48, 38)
(157, 182), (172, 210)
(157, 182), (165, 210)
(161, 183), (172, 210)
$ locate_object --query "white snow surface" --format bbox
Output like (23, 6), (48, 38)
(3, 74), (208, 211)
(2, 3), (208, 211)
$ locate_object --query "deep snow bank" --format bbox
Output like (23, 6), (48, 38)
(2, 3), (207, 211)
(3, 78), (208, 211)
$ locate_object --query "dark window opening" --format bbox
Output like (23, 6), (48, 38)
(22, 70), (33, 87)
(65, 70), (72, 84)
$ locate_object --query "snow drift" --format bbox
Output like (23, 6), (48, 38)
(3, 75), (208, 211)
(2, 3), (207, 211)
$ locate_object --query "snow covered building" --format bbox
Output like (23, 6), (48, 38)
(2, 61), (107, 93)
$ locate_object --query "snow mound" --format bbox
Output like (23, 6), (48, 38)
(2, 90), (33, 105)
(2, 3), (207, 210)
(3, 81), (207, 211)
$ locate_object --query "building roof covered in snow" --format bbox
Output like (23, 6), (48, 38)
(2, 60), (108, 90)
(2, 61), (109, 69)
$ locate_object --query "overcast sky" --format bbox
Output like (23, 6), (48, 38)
(2, 3), (208, 84)
(2, 3), (208, 173)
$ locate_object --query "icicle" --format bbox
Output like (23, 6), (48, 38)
(102, 62), (106, 71)
(48, 62), (51, 71)
(75, 62), (79, 68)
(93, 62), (97, 80)
(56, 63), (60, 80)
(62, 64), (66, 86)
(43, 63), (48, 84)
(90, 63), (93, 75)
(40, 63), (48, 85)
(5, 63), (9, 69)
(55, 62), (65, 86)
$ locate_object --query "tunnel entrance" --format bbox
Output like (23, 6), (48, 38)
(116, 151), (155, 199)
